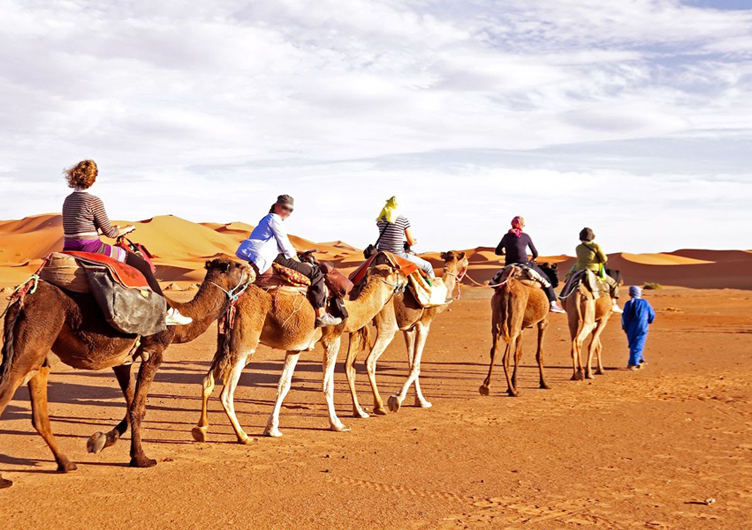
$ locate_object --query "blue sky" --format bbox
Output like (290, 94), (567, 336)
(0, 0), (750, 254)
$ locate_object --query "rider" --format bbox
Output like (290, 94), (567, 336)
(374, 196), (435, 278)
(494, 216), (565, 313)
(573, 227), (622, 314)
(61, 160), (192, 326)
(239, 194), (342, 328)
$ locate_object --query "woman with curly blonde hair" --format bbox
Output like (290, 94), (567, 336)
(62, 159), (191, 326)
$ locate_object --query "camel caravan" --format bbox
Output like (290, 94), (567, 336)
(0, 161), (627, 489)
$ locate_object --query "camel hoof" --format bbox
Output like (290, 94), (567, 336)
(129, 455), (157, 468)
(353, 409), (370, 419)
(415, 400), (432, 409)
(264, 427), (283, 438)
(191, 426), (207, 443)
(87, 432), (107, 454)
(57, 460), (78, 473)
(540, 384), (552, 390)
(387, 395), (401, 413)
(238, 436), (255, 445)
(372, 405), (388, 416)
(330, 423), (351, 433)
(0, 477), (12, 489)
(585, 373), (595, 380)
(596, 369), (605, 376)
(479, 385), (490, 396)
(506, 389), (519, 397)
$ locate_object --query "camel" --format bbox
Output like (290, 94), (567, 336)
(0, 258), (252, 488)
(561, 272), (598, 381)
(479, 263), (559, 397)
(344, 251), (469, 417)
(191, 264), (405, 443)
(564, 269), (623, 380)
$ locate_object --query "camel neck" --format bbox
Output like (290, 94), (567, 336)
(344, 277), (394, 331)
(166, 281), (229, 343)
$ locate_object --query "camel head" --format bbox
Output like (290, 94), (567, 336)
(203, 258), (254, 291)
(537, 262), (559, 288)
(605, 268), (624, 286)
(440, 251), (469, 276)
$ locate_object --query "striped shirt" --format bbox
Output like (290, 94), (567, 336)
(62, 191), (119, 238)
(375, 215), (410, 254)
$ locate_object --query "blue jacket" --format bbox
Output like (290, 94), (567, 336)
(622, 298), (655, 338)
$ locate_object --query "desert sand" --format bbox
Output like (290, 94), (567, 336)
(0, 214), (751, 529)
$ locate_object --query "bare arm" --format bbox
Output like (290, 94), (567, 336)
(405, 227), (417, 246)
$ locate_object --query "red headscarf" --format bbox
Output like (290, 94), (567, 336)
(510, 216), (525, 237)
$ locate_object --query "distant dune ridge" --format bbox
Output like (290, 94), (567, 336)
(0, 213), (750, 289)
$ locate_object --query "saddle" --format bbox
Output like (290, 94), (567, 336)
(492, 264), (551, 290)
(558, 270), (609, 300)
(39, 252), (166, 336)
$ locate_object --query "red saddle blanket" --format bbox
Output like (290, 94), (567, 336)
(348, 251), (421, 287)
(63, 251), (150, 290)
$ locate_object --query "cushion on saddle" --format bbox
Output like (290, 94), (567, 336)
(558, 270), (609, 300)
(254, 264), (310, 294)
(492, 264), (550, 290)
(348, 251), (421, 287)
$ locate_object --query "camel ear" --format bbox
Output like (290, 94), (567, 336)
(219, 261), (231, 273)
(205, 260), (213, 270)
(457, 251), (466, 259)
(440, 252), (449, 261)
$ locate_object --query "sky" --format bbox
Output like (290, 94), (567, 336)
(0, 0), (750, 254)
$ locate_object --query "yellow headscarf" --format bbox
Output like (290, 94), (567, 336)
(376, 196), (399, 224)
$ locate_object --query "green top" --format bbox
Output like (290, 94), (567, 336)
(574, 241), (607, 272)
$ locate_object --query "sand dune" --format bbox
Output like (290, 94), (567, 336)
(0, 213), (750, 290)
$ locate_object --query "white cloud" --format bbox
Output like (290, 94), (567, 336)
(0, 0), (750, 253)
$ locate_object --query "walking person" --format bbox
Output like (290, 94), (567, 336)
(494, 216), (565, 313)
(374, 196), (435, 278)
(622, 286), (656, 370)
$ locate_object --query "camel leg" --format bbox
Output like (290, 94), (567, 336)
(591, 319), (608, 375)
(264, 351), (300, 438)
(219, 350), (254, 444)
(88, 364), (133, 454)
(128, 349), (165, 468)
(365, 325), (397, 415)
(502, 337), (519, 397)
(386, 327), (415, 413)
(322, 337), (349, 432)
(388, 324), (430, 412)
(537, 320), (551, 389)
(0, 303), (63, 488)
(479, 330), (502, 396)
(511, 333), (523, 392)
(28, 365), (76, 473)
(344, 330), (368, 419)
(595, 339), (605, 375)
(411, 325), (433, 408)
(192, 366), (217, 443)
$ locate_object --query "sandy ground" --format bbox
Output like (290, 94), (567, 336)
(1, 286), (751, 529)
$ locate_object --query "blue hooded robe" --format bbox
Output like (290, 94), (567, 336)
(622, 297), (655, 366)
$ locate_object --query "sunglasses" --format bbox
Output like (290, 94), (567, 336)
(280, 204), (294, 213)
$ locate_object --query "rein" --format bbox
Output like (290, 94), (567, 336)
(213, 275), (253, 336)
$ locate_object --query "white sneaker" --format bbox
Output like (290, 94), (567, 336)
(166, 307), (193, 326)
(315, 313), (343, 328)
(611, 301), (623, 314)
(549, 302), (566, 314)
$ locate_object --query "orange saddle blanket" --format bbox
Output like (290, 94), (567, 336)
(348, 251), (421, 287)
(62, 251), (150, 289)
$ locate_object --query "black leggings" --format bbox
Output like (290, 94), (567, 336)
(525, 262), (556, 303)
(274, 254), (327, 309)
(125, 252), (163, 296)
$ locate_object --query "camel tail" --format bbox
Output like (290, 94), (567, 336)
(500, 284), (514, 344)
(211, 329), (237, 383)
(0, 302), (22, 386)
